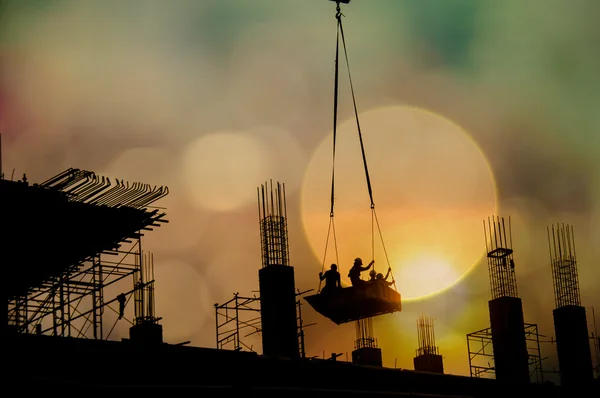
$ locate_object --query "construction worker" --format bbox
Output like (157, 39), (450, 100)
(369, 269), (377, 281)
(348, 258), (373, 286)
(117, 293), (126, 319)
(319, 263), (341, 294)
(376, 267), (394, 287)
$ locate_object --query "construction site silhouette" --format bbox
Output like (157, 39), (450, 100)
(3, 1), (600, 396)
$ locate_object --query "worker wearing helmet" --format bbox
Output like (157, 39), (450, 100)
(376, 267), (394, 286)
(319, 263), (341, 294)
(348, 257), (374, 286)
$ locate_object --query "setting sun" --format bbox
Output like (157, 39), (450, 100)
(301, 105), (497, 302)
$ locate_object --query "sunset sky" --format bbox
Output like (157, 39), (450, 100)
(1, 0), (599, 378)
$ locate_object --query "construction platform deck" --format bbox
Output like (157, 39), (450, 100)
(2, 169), (168, 299)
(305, 283), (402, 324)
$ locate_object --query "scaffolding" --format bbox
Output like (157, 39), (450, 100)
(7, 238), (160, 339)
(484, 216), (518, 299)
(416, 315), (439, 356)
(6, 168), (167, 339)
(215, 293), (262, 352)
(467, 323), (544, 383)
(525, 323), (544, 384)
(215, 289), (315, 356)
(592, 307), (600, 379)
(466, 327), (495, 379)
(547, 223), (581, 308)
(297, 292), (316, 358)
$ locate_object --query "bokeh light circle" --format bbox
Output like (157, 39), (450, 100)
(181, 131), (267, 213)
(301, 105), (497, 302)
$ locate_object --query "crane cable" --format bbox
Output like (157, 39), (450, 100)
(320, 1), (396, 292)
(337, 2), (396, 290)
(318, 5), (342, 293)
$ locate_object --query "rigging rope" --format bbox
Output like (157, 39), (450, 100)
(373, 208), (396, 289)
(330, 12), (340, 218)
(318, 216), (340, 293)
(337, 3), (396, 288)
(319, 4), (342, 293)
(321, 1), (396, 291)
(338, 14), (374, 209)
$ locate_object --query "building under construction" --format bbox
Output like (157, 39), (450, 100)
(547, 223), (595, 387)
(4, 168), (168, 342)
(465, 217), (599, 393)
(467, 216), (541, 385)
(3, 1), (599, 396)
(4, 170), (597, 396)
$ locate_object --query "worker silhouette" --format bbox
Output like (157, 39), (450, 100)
(320, 263), (341, 294)
(369, 269), (377, 281)
(376, 267), (394, 286)
(348, 258), (374, 286)
(117, 293), (126, 319)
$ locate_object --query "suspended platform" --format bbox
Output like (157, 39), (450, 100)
(304, 282), (401, 325)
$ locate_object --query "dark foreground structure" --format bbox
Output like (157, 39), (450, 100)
(548, 224), (595, 387)
(5, 332), (569, 397)
(4, 173), (596, 398)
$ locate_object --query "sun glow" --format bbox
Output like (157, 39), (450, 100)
(391, 254), (461, 301)
(301, 105), (497, 302)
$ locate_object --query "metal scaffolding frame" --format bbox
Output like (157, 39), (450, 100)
(467, 323), (544, 383)
(466, 327), (495, 379)
(547, 223), (581, 308)
(215, 293), (262, 352)
(484, 216), (518, 299)
(592, 307), (600, 379)
(524, 323), (544, 384)
(6, 168), (167, 339)
(7, 237), (160, 339)
(297, 292), (316, 358)
(215, 289), (315, 356)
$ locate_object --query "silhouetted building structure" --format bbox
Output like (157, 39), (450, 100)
(485, 216), (529, 384)
(413, 315), (444, 374)
(1, 166), (571, 396)
(4, 168), (168, 342)
(8, 331), (569, 397)
(467, 216), (543, 384)
(3, 2), (591, 395)
(548, 223), (594, 387)
(257, 181), (299, 359)
(130, 252), (164, 345)
(352, 317), (382, 366)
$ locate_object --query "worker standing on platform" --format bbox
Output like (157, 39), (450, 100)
(376, 268), (394, 286)
(320, 264), (341, 294)
(348, 258), (374, 286)
(369, 269), (377, 281)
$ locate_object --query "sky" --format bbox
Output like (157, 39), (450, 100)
(1, 0), (599, 379)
